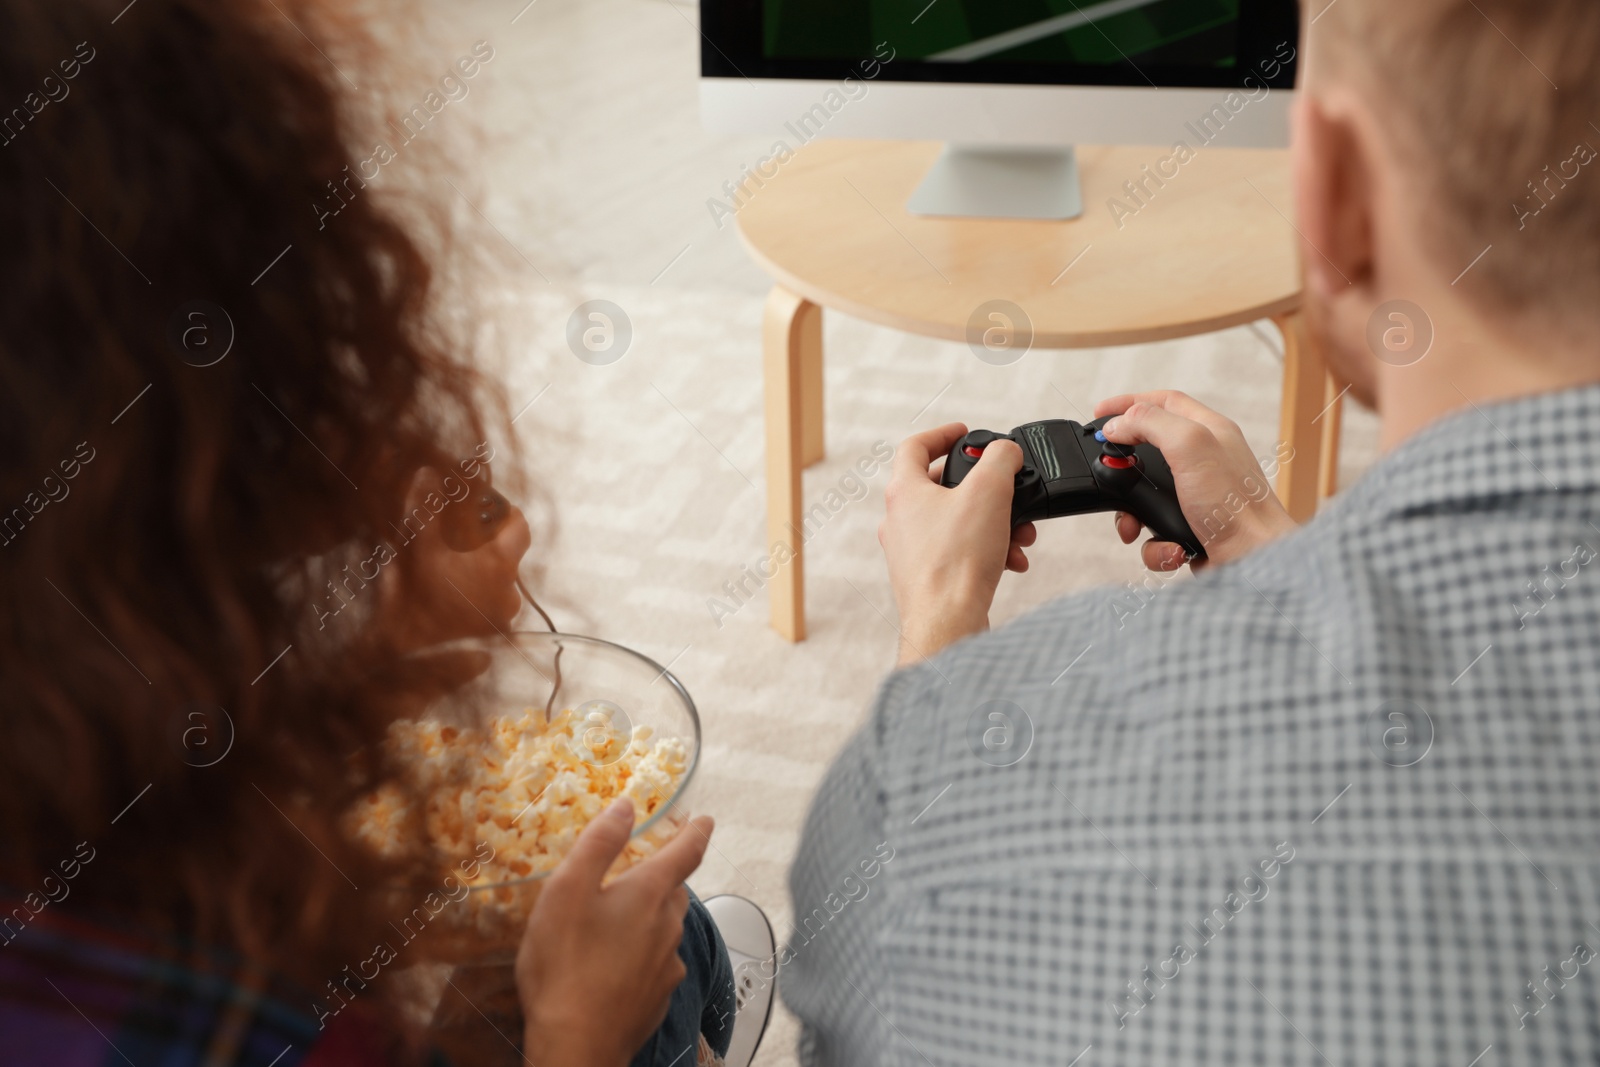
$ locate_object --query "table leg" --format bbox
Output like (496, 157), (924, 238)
(764, 286), (817, 642)
(799, 304), (825, 468)
(1273, 310), (1328, 524)
(1318, 374), (1345, 500)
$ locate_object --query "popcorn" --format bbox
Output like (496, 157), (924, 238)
(352, 705), (690, 938)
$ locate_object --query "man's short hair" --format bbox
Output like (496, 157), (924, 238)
(1309, 0), (1600, 345)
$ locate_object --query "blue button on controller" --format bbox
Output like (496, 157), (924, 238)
(1094, 430), (1107, 443)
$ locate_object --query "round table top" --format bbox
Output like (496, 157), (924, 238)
(736, 140), (1302, 349)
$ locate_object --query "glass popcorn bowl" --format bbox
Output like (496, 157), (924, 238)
(366, 631), (702, 965)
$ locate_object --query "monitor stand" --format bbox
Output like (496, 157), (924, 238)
(906, 145), (1084, 221)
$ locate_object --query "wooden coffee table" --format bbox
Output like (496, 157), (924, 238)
(738, 139), (1342, 642)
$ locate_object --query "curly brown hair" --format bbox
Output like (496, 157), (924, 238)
(0, 0), (513, 1038)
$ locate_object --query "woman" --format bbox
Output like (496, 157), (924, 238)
(0, 1), (757, 1063)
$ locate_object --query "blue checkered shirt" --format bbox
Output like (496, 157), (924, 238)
(784, 384), (1600, 1066)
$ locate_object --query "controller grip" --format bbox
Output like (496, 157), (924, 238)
(938, 430), (1006, 492)
(1130, 494), (1204, 559)
(1113, 437), (1204, 559)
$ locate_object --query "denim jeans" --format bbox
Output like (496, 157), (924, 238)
(628, 890), (736, 1067)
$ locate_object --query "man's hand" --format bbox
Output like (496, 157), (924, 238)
(378, 467), (531, 652)
(1094, 392), (1297, 571)
(516, 801), (715, 1067)
(878, 424), (1036, 666)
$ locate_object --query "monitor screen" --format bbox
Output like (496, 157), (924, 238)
(702, 0), (1299, 90)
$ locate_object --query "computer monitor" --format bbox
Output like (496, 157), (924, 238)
(699, 0), (1300, 219)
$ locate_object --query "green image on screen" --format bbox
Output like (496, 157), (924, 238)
(763, 0), (1242, 66)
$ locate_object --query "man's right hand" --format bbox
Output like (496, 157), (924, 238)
(1095, 391), (1298, 571)
(515, 800), (714, 1067)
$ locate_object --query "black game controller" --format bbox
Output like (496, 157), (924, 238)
(441, 485), (512, 552)
(940, 417), (1204, 559)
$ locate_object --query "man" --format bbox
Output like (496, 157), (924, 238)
(783, 0), (1600, 1063)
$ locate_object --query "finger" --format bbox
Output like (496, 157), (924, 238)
(640, 956), (685, 1033)
(630, 814), (714, 889)
(1005, 544), (1029, 573)
(1115, 512), (1143, 544)
(642, 984), (676, 1039)
(1100, 403), (1214, 460)
(1012, 522), (1038, 549)
(1093, 393), (1141, 419)
(638, 903), (688, 993)
(1140, 540), (1191, 573)
(891, 424), (968, 483)
(549, 797), (635, 890)
(1095, 389), (1213, 421)
(663, 954), (688, 998)
(1096, 391), (1247, 449)
(960, 439), (1024, 502)
(656, 894), (689, 974)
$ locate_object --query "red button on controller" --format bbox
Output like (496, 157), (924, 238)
(1100, 454), (1136, 470)
(963, 445), (984, 459)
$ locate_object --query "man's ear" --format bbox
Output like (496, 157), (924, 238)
(1291, 92), (1376, 300)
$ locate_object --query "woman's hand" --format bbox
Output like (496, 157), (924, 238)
(378, 466), (531, 652)
(1094, 391), (1298, 572)
(878, 424), (1036, 666)
(516, 801), (714, 1067)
